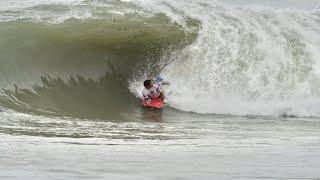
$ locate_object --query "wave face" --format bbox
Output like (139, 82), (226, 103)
(1, 0), (320, 118)
(0, 0), (197, 119)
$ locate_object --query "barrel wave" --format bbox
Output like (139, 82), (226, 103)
(0, 1), (197, 120)
(1, 0), (320, 119)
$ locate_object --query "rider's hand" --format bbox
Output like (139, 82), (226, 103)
(146, 99), (152, 104)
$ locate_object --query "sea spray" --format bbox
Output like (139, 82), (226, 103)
(130, 0), (320, 117)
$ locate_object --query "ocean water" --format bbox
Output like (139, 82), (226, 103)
(0, 0), (320, 179)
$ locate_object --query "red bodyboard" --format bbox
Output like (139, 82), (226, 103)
(142, 98), (164, 109)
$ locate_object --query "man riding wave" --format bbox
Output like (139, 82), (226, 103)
(142, 79), (165, 104)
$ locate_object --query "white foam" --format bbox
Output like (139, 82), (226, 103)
(130, 0), (320, 117)
(0, 0), (144, 23)
(0, 0), (81, 11)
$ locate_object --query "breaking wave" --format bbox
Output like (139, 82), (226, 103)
(1, 0), (320, 119)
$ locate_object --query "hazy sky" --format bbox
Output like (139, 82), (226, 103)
(220, 0), (320, 10)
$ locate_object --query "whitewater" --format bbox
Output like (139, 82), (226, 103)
(130, 0), (320, 117)
(0, 0), (320, 179)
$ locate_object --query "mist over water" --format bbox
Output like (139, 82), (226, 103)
(221, 0), (320, 10)
(129, 0), (320, 117)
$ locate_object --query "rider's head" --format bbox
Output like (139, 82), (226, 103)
(144, 79), (153, 89)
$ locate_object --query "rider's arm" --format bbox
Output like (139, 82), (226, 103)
(159, 92), (165, 101)
(142, 89), (150, 101)
(155, 84), (165, 101)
